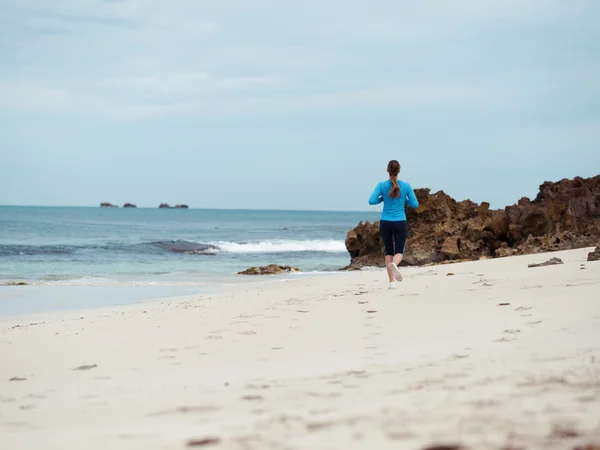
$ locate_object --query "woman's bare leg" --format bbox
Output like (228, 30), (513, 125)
(393, 253), (403, 266)
(385, 255), (395, 282)
(387, 253), (404, 282)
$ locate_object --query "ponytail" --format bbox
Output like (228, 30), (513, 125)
(387, 159), (401, 199)
(389, 175), (400, 199)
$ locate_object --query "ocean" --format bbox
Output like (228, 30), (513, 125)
(0, 206), (379, 314)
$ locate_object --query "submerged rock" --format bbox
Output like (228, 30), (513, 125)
(152, 240), (217, 255)
(345, 175), (600, 269)
(238, 265), (301, 275)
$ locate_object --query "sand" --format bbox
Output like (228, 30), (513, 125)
(1, 248), (600, 450)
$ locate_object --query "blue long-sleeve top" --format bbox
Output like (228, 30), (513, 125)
(369, 179), (419, 221)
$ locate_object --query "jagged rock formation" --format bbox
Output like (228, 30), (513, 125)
(345, 175), (600, 268)
(238, 265), (301, 275)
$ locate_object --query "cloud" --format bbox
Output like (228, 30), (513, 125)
(0, 0), (598, 122)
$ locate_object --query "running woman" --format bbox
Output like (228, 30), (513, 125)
(368, 160), (419, 289)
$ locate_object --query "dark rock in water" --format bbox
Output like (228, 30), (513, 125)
(588, 243), (600, 261)
(344, 175), (600, 269)
(159, 203), (189, 209)
(3, 281), (29, 286)
(100, 202), (118, 208)
(238, 265), (301, 275)
(153, 240), (217, 255)
(528, 257), (564, 268)
(123, 203), (137, 208)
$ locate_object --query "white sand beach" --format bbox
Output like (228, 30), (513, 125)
(1, 248), (600, 450)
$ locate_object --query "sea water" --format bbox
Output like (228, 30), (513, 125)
(0, 206), (379, 314)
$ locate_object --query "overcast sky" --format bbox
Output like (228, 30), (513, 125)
(1, 0), (598, 210)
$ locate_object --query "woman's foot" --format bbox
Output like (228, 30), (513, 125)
(388, 282), (396, 290)
(387, 263), (403, 282)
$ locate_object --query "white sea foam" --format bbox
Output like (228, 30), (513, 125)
(212, 240), (346, 253)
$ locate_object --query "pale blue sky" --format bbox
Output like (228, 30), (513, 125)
(1, 0), (599, 210)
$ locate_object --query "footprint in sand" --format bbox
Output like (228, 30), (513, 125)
(186, 437), (221, 447)
(503, 329), (521, 334)
(241, 395), (263, 401)
(205, 335), (223, 340)
(239, 330), (257, 335)
(306, 421), (334, 431)
(72, 364), (97, 371)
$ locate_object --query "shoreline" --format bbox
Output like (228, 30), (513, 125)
(0, 245), (595, 317)
(0, 271), (347, 317)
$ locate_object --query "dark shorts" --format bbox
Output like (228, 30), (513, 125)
(379, 220), (408, 256)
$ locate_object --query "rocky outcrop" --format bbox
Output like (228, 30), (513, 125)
(123, 203), (137, 208)
(238, 265), (301, 275)
(100, 202), (118, 208)
(528, 257), (564, 268)
(159, 203), (189, 209)
(345, 175), (600, 268)
(588, 244), (600, 262)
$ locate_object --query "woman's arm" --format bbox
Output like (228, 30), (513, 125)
(405, 183), (419, 208)
(368, 184), (383, 205)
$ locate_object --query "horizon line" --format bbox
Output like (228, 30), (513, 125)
(0, 204), (381, 214)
